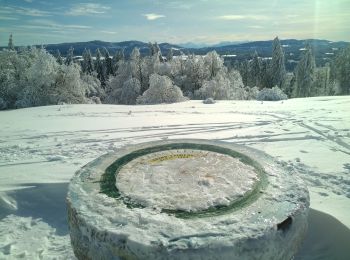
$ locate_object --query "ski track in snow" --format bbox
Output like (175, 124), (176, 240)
(0, 97), (349, 259)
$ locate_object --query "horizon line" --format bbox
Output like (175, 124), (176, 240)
(1, 37), (349, 49)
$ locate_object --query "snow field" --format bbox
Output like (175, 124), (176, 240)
(0, 96), (349, 259)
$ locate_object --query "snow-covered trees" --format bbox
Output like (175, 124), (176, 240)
(65, 47), (74, 65)
(294, 44), (316, 97)
(2, 34), (347, 110)
(130, 48), (143, 86)
(112, 49), (124, 74)
(148, 42), (163, 62)
(239, 60), (249, 87)
(81, 73), (104, 101)
(103, 48), (113, 77)
(137, 74), (186, 104)
(195, 69), (246, 100)
(270, 37), (286, 89)
(233, 37), (349, 98)
(16, 47), (60, 107)
(121, 78), (141, 105)
(248, 51), (261, 88)
(51, 64), (88, 105)
(82, 48), (94, 74)
(259, 60), (272, 89)
(0, 50), (24, 109)
(195, 74), (230, 100)
(166, 48), (174, 61)
(182, 55), (208, 95)
(0, 47), (98, 109)
(332, 45), (350, 95)
(204, 51), (225, 79)
(95, 48), (106, 86)
(105, 72), (141, 105)
(16, 49), (88, 107)
(312, 66), (332, 96)
(55, 50), (63, 65)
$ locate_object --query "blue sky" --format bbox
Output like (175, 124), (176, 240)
(0, 0), (349, 46)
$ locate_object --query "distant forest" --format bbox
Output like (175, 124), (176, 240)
(0, 35), (349, 110)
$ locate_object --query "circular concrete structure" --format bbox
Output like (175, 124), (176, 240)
(67, 140), (309, 260)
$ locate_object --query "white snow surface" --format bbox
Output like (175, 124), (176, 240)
(0, 96), (349, 259)
(117, 149), (258, 211)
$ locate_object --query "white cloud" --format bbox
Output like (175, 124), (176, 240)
(217, 15), (269, 21)
(101, 30), (118, 34)
(0, 16), (19, 21)
(64, 25), (91, 29)
(217, 15), (245, 20)
(1, 6), (51, 17)
(143, 13), (165, 21)
(15, 19), (92, 31)
(248, 25), (264, 29)
(66, 3), (111, 16)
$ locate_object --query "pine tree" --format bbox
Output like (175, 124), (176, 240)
(148, 42), (156, 56)
(130, 47), (143, 89)
(95, 48), (106, 86)
(167, 48), (174, 61)
(333, 45), (350, 95)
(270, 36), (286, 88)
(55, 49), (63, 65)
(154, 42), (164, 62)
(248, 51), (261, 88)
(8, 34), (15, 50)
(130, 47), (141, 61)
(112, 49), (124, 74)
(82, 48), (94, 74)
(103, 48), (113, 77)
(239, 60), (249, 86)
(313, 66), (331, 96)
(81, 49), (88, 73)
(294, 44), (316, 97)
(65, 46), (74, 65)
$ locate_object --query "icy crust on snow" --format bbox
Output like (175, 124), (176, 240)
(67, 139), (309, 260)
(116, 149), (258, 211)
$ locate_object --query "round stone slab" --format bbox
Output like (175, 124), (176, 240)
(67, 139), (309, 260)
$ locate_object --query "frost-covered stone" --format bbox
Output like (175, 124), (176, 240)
(203, 98), (216, 104)
(257, 86), (288, 101)
(67, 139), (309, 260)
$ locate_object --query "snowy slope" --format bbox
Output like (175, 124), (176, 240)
(0, 97), (349, 259)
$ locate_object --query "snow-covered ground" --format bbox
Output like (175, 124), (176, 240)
(0, 96), (349, 259)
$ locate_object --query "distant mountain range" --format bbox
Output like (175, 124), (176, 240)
(3, 39), (348, 70)
(41, 40), (183, 58)
(178, 41), (247, 48)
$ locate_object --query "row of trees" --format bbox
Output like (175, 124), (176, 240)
(236, 37), (350, 97)
(0, 35), (349, 110)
